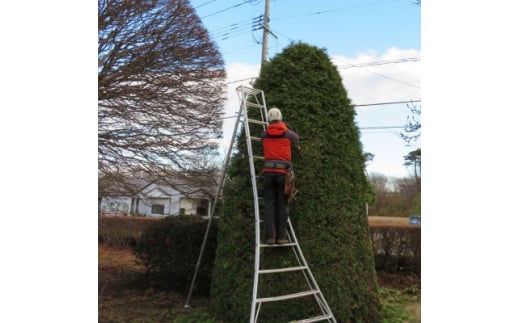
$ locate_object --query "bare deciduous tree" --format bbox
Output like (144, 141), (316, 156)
(98, 0), (226, 185)
(400, 102), (421, 145)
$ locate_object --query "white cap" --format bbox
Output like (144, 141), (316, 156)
(267, 107), (282, 122)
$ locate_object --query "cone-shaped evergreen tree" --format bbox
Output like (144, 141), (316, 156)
(211, 42), (381, 322)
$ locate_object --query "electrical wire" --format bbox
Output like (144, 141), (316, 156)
(193, 0), (216, 9)
(209, 16), (263, 40)
(198, 0), (417, 61)
(336, 57), (420, 69)
(204, 1), (399, 43)
(357, 109), (420, 148)
(354, 100), (421, 107)
(271, 0), (401, 21)
(201, 1), (252, 19)
(334, 56), (420, 89)
(360, 126), (406, 130)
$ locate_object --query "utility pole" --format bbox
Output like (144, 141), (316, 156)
(261, 0), (270, 64)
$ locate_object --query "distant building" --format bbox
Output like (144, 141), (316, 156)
(99, 173), (218, 217)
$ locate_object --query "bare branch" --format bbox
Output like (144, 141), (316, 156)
(98, 0), (226, 185)
(400, 102), (421, 145)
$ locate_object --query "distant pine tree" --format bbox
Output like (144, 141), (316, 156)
(211, 42), (381, 322)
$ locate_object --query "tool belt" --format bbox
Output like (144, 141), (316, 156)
(262, 160), (297, 202)
(284, 169), (297, 203)
(264, 160), (292, 169)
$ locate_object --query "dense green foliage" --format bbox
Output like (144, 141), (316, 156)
(370, 226), (421, 274)
(134, 216), (219, 296)
(211, 43), (381, 322)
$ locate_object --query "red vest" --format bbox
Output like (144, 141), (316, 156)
(261, 121), (295, 174)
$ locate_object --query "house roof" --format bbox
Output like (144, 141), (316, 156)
(142, 186), (171, 199)
(99, 171), (219, 199)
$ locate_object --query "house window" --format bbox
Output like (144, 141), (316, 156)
(196, 207), (207, 216)
(151, 204), (164, 215)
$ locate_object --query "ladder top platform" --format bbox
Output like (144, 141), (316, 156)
(236, 85), (263, 95)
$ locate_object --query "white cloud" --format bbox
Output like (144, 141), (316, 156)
(332, 48), (421, 104)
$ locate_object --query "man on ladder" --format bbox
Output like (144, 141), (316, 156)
(261, 107), (299, 245)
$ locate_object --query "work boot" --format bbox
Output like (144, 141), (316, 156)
(276, 239), (289, 245)
(266, 238), (276, 245)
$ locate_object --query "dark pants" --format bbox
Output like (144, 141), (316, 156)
(263, 172), (289, 240)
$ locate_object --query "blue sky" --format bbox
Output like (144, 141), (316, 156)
(191, 0), (421, 178)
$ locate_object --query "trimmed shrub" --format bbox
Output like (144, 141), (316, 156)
(133, 215), (219, 296)
(211, 42), (381, 322)
(370, 225), (421, 275)
(99, 214), (420, 299)
(98, 215), (159, 247)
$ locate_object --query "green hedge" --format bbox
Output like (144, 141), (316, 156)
(98, 215), (159, 247)
(133, 216), (219, 296)
(211, 42), (382, 322)
(370, 225), (421, 275)
(99, 216), (420, 293)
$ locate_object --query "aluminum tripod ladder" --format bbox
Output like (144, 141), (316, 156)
(237, 85), (337, 323)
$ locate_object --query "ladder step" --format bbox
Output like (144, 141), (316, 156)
(248, 119), (268, 125)
(256, 290), (320, 303)
(251, 136), (262, 141)
(246, 101), (266, 109)
(292, 314), (334, 323)
(253, 155), (264, 160)
(259, 242), (296, 248)
(259, 266), (307, 274)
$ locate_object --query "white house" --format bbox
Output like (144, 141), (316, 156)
(99, 174), (216, 217)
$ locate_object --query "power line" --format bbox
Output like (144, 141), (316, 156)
(359, 68), (420, 89)
(201, 1), (251, 19)
(204, 2), (397, 44)
(354, 100), (421, 107)
(209, 15), (263, 40)
(357, 109), (420, 149)
(220, 100), (421, 120)
(271, 0), (401, 21)
(334, 56), (420, 89)
(336, 57), (420, 69)
(223, 53), (421, 85)
(203, 1), (400, 37)
(193, 0), (216, 9)
(360, 126), (406, 130)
